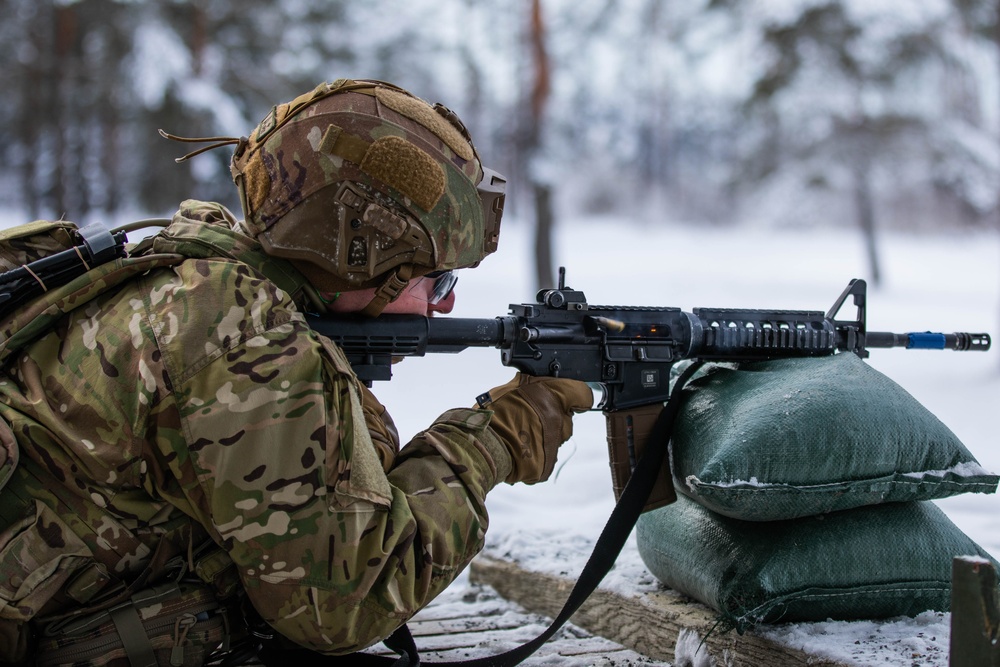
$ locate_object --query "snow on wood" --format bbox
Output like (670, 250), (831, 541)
(364, 575), (666, 665)
(470, 555), (852, 666)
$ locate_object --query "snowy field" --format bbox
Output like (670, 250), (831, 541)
(371, 218), (999, 666)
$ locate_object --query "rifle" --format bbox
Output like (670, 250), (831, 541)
(306, 269), (991, 512)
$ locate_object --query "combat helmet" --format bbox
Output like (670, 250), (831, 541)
(230, 78), (506, 315)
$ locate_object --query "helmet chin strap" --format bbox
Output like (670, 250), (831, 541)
(361, 265), (414, 317)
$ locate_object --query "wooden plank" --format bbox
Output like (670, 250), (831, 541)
(470, 555), (853, 667)
(368, 622), (659, 663)
(373, 644), (644, 663)
(400, 598), (511, 623)
(950, 556), (1000, 667)
(406, 613), (532, 638)
(372, 631), (636, 656)
(364, 574), (667, 664)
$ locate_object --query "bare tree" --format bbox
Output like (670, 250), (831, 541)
(727, 1), (993, 286)
(960, 0), (1000, 364)
(528, 0), (554, 291)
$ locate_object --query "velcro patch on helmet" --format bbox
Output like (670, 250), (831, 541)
(319, 124), (342, 155)
(255, 107), (278, 141)
(374, 87), (475, 161)
(244, 153), (270, 216)
(361, 136), (445, 212)
(317, 124), (369, 165)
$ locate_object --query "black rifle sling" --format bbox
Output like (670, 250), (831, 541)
(257, 361), (704, 667)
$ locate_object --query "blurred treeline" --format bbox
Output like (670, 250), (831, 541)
(2, 0), (999, 239)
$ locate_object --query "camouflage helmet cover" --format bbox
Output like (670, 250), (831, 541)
(230, 79), (504, 297)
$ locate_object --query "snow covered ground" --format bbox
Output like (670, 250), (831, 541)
(373, 218), (999, 666)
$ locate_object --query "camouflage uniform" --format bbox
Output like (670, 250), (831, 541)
(0, 200), (513, 658)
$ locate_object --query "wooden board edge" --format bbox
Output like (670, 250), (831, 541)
(469, 555), (852, 667)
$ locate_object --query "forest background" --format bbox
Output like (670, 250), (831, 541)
(3, 0), (1000, 291)
(2, 6), (999, 661)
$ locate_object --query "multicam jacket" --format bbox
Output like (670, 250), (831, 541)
(0, 200), (513, 657)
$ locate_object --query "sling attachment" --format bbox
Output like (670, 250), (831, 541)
(109, 601), (157, 667)
(257, 361), (705, 666)
(77, 224), (121, 266)
(0, 224), (127, 321)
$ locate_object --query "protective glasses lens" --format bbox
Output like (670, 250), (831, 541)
(426, 270), (458, 305)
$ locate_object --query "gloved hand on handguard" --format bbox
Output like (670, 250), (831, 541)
(477, 373), (593, 484)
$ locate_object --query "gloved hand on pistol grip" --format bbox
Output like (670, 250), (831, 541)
(477, 374), (593, 484)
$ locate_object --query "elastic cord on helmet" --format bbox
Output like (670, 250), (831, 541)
(158, 129), (247, 163)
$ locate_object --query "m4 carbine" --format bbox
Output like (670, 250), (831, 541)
(307, 270), (990, 511)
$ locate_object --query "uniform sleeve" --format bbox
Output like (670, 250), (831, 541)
(356, 383), (400, 472)
(155, 320), (513, 655)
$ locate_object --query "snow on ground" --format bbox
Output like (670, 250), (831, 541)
(373, 219), (999, 666)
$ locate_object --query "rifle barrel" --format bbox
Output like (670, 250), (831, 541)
(866, 331), (991, 351)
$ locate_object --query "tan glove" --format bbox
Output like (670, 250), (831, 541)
(478, 373), (593, 484)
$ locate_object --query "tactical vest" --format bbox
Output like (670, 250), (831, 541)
(0, 202), (308, 666)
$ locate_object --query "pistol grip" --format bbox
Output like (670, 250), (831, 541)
(604, 403), (677, 513)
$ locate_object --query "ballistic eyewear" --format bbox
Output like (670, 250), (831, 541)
(425, 270), (458, 305)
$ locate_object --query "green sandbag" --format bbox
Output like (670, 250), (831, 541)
(671, 354), (997, 521)
(636, 495), (999, 631)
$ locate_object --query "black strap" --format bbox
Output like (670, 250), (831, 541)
(257, 625), (418, 667)
(259, 361), (704, 667)
(383, 624), (421, 666)
(109, 603), (158, 667)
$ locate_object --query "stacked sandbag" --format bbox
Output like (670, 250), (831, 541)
(635, 353), (999, 632)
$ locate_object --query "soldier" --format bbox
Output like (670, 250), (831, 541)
(0, 79), (592, 664)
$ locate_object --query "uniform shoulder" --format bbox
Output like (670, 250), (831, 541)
(141, 255), (309, 382)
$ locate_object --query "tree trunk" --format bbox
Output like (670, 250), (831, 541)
(995, 0), (1000, 371)
(533, 183), (555, 289)
(52, 4), (77, 219)
(853, 165), (881, 287)
(19, 5), (45, 219)
(528, 0), (554, 291)
(191, 6), (207, 77)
